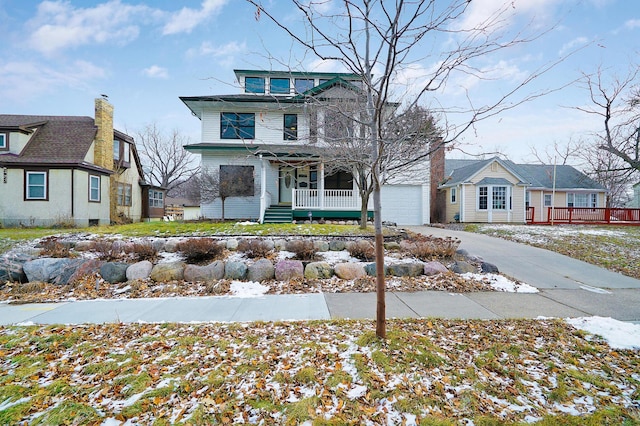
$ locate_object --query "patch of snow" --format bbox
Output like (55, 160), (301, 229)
(566, 316), (640, 350)
(319, 251), (360, 264)
(460, 273), (539, 293)
(229, 281), (269, 298)
(346, 384), (368, 399)
(236, 221), (259, 226)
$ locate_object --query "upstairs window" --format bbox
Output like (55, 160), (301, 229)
(294, 78), (314, 93)
(89, 175), (101, 202)
(117, 182), (132, 206)
(221, 113), (255, 139)
(113, 139), (120, 161)
(0, 132), (7, 150)
(245, 77), (265, 93)
(25, 171), (47, 200)
(270, 78), (290, 94)
(284, 114), (297, 140)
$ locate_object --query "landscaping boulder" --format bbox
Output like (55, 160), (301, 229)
(481, 262), (499, 273)
(0, 252), (33, 283)
(383, 241), (401, 251)
(329, 240), (347, 251)
(451, 260), (476, 274)
(313, 241), (330, 252)
(74, 241), (93, 251)
(274, 239), (288, 251)
(364, 263), (388, 277)
(334, 263), (366, 280)
(225, 261), (247, 280)
(423, 261), (449, 276)
(248, 259), (275, 282)
(226, 239), (239, 251)
(151, 239), (166, 252)
(23, 258), (83, 285)
(100, 262), (130, 284)
(150, 261), (185, 282)
(388, 263), (424, 277)
(184, 260), (225, 282)
(126, 261), (154, 281)
(164, 239), (180, 253)
(304, 262), (333, 279)
(68, 259), (105, 284)
(274, 260), (304, 281)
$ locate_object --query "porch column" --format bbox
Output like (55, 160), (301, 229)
(319, 163), (325, 210)
(259, 154), (267, 223)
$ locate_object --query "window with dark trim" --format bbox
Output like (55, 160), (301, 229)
(25, 170), (48, 200)
(220, 113), (255, 139)
(325, 170), (353, 190)
(0, 132), (7, 150)
(478, 186), (488, 210)
(284, 114), (297, 140)
(117, 182), (132, 206)
(149, 190), (164, 208)
(89, 175), (100, 202)
(270, 78), (290, 94)
(245, 77), (265, 93)
(220, 165), (254, 197)
(113, 139), (120, 162)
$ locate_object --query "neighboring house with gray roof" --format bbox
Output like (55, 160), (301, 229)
(0, 98), (164, 227)
(439, 157), (606, 223)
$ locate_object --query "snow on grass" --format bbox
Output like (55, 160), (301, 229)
(229, 281), (269, 297)
(566, 316), (640, 349)
(461, 272), (539, 293)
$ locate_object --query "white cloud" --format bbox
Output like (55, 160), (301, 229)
(163, 0), (227, 35)
(452, 0), (562, 31)
(189, 40), (246, 57)
(558, 36), (589, 56)
(624, 19), (640, 30)
(0, 60), (106, 101)
(142, 65), (169, 79)
(26, 0), (153, 56)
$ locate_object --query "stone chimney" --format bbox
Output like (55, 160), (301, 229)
(430, 138), (446, 223)
(94, 97), (114, 171)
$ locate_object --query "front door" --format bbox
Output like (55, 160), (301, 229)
(279, 166), (296, 204)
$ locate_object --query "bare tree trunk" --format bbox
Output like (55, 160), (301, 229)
(360, 196), (368, 229)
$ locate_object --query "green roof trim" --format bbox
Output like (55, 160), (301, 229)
(234, 69), (361, 79)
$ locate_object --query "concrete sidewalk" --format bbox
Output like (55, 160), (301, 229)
(1, 226), (638, 326)
(2, 287), (639, 325)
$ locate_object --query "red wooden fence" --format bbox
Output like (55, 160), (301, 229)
(531, 207), (640, 225)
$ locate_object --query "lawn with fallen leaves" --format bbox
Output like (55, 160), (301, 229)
(1, 319), (638, 425)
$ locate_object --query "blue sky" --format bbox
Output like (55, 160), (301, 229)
(0, 0), (638, 163)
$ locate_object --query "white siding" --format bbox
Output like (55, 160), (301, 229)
(380, 184), (429, 225)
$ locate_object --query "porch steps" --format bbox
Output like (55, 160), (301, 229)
(263, 205), (293, 223)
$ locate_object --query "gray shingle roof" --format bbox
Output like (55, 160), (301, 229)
(443, 157), (606, 190)
(0, 115), (97, 165)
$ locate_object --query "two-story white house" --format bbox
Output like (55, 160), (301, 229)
(181, 70), (431, 225)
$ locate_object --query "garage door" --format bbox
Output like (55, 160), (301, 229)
(380, 185), (427, 225)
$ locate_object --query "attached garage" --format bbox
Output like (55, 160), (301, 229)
(380, 184), (430, 225)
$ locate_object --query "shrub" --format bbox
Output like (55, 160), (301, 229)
(286, 240), (318, 261)
(347, 240), (375, 261)
(39, 237), (72, 258)
(90, 239), (124, 262)
(401, 234), (460, 260)
(237, 239), (273, 259)
(176, 238), (224, 264)
(124, 242), (158, 262)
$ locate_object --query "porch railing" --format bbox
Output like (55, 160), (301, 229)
(292, 189), (360, 210)
(546, 207), (640, 224)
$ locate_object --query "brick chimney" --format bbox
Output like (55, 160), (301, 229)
(94, 97), (114, 171)
(430, 138), (446, 223)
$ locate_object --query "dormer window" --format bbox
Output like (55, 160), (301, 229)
(270, 78), (290, 94)
(0, 132), (7, 150)
(245, 77), (265, 94)
(113, 139), (131, 167)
